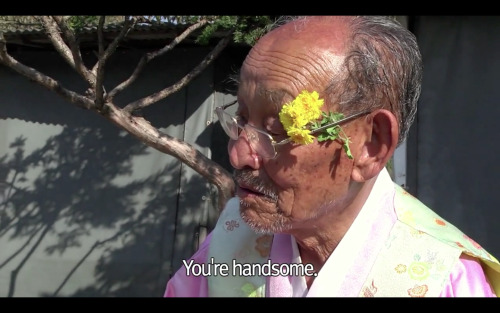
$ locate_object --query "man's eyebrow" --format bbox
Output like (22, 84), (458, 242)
(256, 87), (291, 109)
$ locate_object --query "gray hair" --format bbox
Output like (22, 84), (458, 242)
(335, 16), (422, 145)
(275, 16), (422, 145)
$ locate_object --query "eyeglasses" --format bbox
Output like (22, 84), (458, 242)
(215, 100), (370, 159)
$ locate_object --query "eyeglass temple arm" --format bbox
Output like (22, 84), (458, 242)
(309, 110), (371, 135)
(274, 110), (371, 147)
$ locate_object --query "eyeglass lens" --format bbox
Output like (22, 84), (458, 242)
(217, 110), (276, 158)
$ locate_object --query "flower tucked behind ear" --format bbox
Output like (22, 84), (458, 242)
(279, 90), (354, 159)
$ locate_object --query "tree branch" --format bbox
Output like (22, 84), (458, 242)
(149, 19), (210, 60)
(36, 16), (95, 87)
(94, 16), (107, 108)
(0, 34), (94, 110)
(51, 16), (95, 86)
(105, 102), (235, 211)
(107, 18), (210, 102)
(1, 17), (239, 212)
(97, 16), (106, 57)
(122, 31), (233, 113)
(93, 16), (136, 74)
(94, 16), (136, 109)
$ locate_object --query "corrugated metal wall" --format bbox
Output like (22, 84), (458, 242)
(0, 45), (247, 297)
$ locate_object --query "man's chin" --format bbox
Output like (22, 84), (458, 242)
(239, 205), (288, 234)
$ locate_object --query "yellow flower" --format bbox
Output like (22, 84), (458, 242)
(279, 90), (324, 144)
(287, 127), (315, 145)
(278, 90), (354, 159)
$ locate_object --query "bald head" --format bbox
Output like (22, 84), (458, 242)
(258, 16), (352, 54)
(240, 16), (353, 105)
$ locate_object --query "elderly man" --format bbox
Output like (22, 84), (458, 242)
(164, 16), (500, 297)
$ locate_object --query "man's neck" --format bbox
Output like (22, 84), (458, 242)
(291, 176), (378, 282)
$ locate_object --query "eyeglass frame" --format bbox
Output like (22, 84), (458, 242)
(215, 100), (371, 159)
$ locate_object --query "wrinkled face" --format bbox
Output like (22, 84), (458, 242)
(228, 18), (361, 234)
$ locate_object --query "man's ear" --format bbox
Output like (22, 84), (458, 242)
(351, 109), (399, 182)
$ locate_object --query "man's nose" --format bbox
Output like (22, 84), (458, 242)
(227, 132), (261, 170)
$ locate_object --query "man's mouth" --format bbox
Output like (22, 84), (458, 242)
(233, 169), (278, 202)
(235, 178), (277, 203)
(237, 182), (263, 196)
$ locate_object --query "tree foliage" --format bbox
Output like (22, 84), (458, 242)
(66, 16), (100, 30)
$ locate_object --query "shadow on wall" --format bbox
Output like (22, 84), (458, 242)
(0, 44), (249, 297)
(0, 123), (208, 297)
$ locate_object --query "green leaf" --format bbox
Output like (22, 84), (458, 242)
(343, 141), (353, 159)
(309, 111), (353, 159)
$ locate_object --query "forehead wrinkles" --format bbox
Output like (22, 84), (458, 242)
(241, 45), (338, 94)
